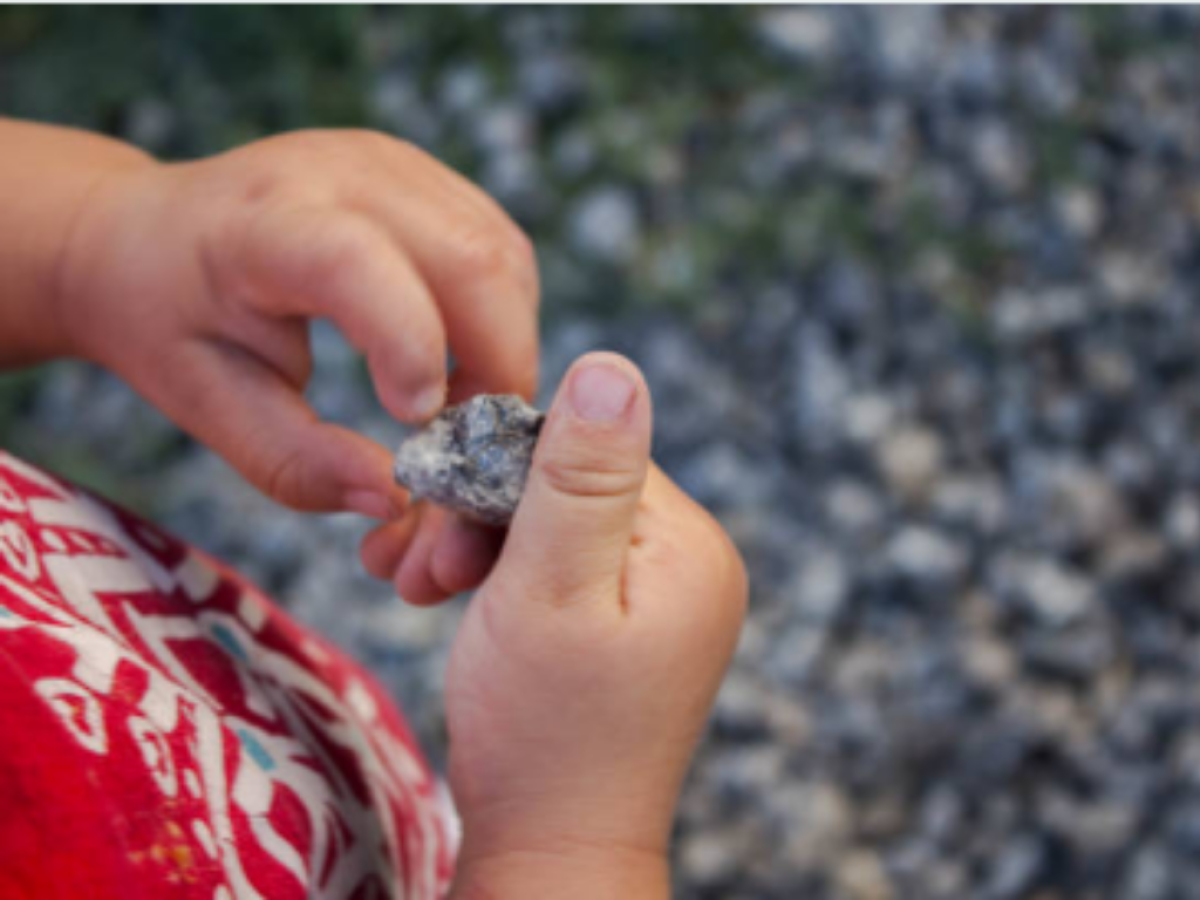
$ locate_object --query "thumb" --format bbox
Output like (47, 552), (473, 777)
(496, 352), (652, 606)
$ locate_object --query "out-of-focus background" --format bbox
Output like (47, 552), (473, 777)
(5, 7), (1200, 897)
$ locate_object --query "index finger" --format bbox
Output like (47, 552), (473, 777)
(348, 156), (541, 401)
(217, 201), (450, 421)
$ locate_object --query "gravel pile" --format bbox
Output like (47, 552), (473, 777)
(9, 8), (1200, 898)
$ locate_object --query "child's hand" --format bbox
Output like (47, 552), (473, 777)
(442, 353), (748, 898)
(57, 130), (539, 524)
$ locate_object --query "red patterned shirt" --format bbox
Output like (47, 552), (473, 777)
(0, 451), (456, 899)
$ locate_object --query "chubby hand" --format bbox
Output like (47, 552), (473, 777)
(441, 353), (748, 898)
(57, 129), (538, 586)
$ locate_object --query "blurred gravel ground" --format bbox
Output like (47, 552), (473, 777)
(5, 7), (1200, 898)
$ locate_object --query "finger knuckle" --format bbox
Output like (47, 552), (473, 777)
(274, 131), (389, 184)
(279, 129), (346, 162)
(234, 131), (364, 196)
(261, 446), (310, 509)
(237, 167), (287, 207)
(509, 230), (541, 304)
(538, 451), (643, 502)
(367, 130), (416, 157)
(241, 132), (326, 176)
(333, 128), (399, 160)
(507, 227), (538, 275)
(453, 223), (511, 284)
(204, 195), (286, 300)
(308, 218), (377, 288)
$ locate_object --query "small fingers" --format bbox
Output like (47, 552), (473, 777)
(218, 202), (449, 421)
(394, 505), (453, 606)
(366, 136), (530, 262)
(431, 515), (505, 595)
(361, 509), (422, 580)
(362, 500), (504, 599)
(348, 154), (540, 401)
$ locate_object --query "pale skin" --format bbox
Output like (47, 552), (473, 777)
(0, 118), (748, 897)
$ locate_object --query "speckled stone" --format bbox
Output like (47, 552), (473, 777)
(393, 394), (545, 526)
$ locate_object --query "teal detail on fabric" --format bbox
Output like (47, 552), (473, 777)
(236, 728), (275, 771)
(211, 622), (248, 662)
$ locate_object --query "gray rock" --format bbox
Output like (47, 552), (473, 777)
(757, 7), (838, 62)
(836, 848), (895, 900)
(790, 547), (850, 622)
(885, 525), (969, 586)
(877, 424), (944, 503)
(871, 6), (944, 82)
(970, 119), (1029, 194)
(568, 186), (641, 264)
(993, 553), (1095, 627)
(790, 323), (851, 450)
(983, 835), (1045, 900)
(125, 97), (175, 150)
(1123, 846), (1173, 900)
(393, 394), (545, 526)
(1165, 493), (1200, 548)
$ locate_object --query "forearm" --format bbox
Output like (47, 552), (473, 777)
(0, 118), (152, 366)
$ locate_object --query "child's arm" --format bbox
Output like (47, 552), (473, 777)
(0, 119), (540, 597)
(0, 119), (537, 494)
(0, 119), (151, 365)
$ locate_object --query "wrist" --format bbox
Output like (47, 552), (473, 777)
(447, 752), (682, 897)
(450, 840), (670, 900)
(52, 150), (159, 363)
(0, 121), (156, 367)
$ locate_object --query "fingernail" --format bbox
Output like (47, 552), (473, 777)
(569, 362), (636, 423)
(344, 490), (393, 520)
(412, 383), (445, 421)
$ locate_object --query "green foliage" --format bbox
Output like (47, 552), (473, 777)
(0, 7), (368, 154)
(0, 6), (1186, 325)
(0, 368), (45, 442)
